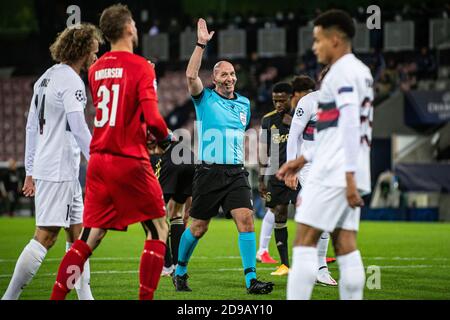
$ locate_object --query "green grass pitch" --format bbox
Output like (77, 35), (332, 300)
(0, 217), (449, 300)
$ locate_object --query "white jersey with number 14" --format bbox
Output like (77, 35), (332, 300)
(28, 64), (87, 182)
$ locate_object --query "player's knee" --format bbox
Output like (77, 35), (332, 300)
(333, 242), (356, 256)
(167, 201), (183, 220)
(332, 233), (357, 256)
(274, 212), (288, 229)
(35, 230), (59, 249)
(274, 206), (288, 222)
(191, 226), (207, 238)
(236, 212), (255, 232)
(190, 223), (208, 238)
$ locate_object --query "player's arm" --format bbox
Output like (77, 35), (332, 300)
(142, 99), (169, 142)
(23, 94), (38, 197)
(61, 81), (93, 161)
(287, 98), (312, 161)
(186, 18), (214, 96)
(67, 111), (92, 161)
(335, 80), (364, 209)
(138, 63), (171, 143)
(285, 98), (313, 189)
(258, 118), (270, 197)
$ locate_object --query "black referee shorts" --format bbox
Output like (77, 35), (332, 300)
(190, 163), (253, 220)
(265, 175), (300, 208)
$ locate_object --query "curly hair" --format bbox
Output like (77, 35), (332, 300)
(99, 4), (132, 43)
(49, 23), (103, 64)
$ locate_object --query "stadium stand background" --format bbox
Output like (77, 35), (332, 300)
(1, 0), (450, 221)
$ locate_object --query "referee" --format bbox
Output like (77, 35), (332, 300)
(172, 18), (274, 295)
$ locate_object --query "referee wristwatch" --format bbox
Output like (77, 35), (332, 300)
(196, 42), (207, 49)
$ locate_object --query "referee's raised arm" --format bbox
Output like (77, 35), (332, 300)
(186, 18), (214, 96)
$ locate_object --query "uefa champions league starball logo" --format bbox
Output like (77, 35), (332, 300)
(75, 90), (86, 103)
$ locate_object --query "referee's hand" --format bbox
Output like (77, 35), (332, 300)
(197, 18), (215, 44)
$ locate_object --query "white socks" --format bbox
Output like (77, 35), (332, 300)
(66, 242), (94, 300)
(317, 232), (330, 269)
(287, 246), (318, 300)
(337, 250), (365, 300)
(258, 209), (274, 253)
(2, 239), (47, 300)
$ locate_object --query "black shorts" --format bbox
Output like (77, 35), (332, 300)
(190, 163), (253, 220)
(265, 175), (300, 208)
(150, 143), (195, 204)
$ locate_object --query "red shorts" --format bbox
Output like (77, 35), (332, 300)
(83, 153), (166, 231)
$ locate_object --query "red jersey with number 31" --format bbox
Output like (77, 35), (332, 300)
(88, 51), (164, 160)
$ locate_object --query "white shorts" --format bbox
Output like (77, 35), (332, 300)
(295, 182), (360, 233)
(35, 180), (83, 228)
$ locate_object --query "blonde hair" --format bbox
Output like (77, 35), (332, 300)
(49, 23), (103, 64)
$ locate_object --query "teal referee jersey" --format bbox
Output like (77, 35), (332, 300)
(192, 88), (250, 164)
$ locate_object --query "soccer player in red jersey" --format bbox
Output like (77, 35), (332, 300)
(50, 4), (172, 300)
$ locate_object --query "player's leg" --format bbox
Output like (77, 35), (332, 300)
(64, 180), (94, 299)
(160, 202), (173, 276)
(331, 229), (365, 300)
(139, 217), (168, 300)
(65, 223), (94, 300)
(256, 208), (277, 263)
(183, 196), (192, 226)
(231, 207), (274, 294)
(168, 198), (187, 271)
(174, 218), (209, 276)
(272, 204), (289, 274)
(3, 178), (73, 300)
(286, 223), (322, 300)
(2, 226), (60, 300)
(173, 217), (210, 292)
(231, 207), (257, 286)
(316, 232), (337, 286)
(173, 172), (220, 292)
(141, 208), (172, 276)
(50, 227), (107, 300)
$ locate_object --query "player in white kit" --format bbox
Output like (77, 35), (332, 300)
(277, 10), (374, 300)
(2, 24), (103, 300)
(285, 73), (337, 286)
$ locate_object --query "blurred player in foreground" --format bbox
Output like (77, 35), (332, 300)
(277, 9), (373, 300)
(50, 4), (172, 300)
(2, 24), (100, 300)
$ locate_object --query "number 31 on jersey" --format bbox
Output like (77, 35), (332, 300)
(95, 84), (120, 127)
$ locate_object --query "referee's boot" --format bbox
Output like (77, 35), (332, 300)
(247, 279), (274, 294)
(173, 273), (192, 292)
